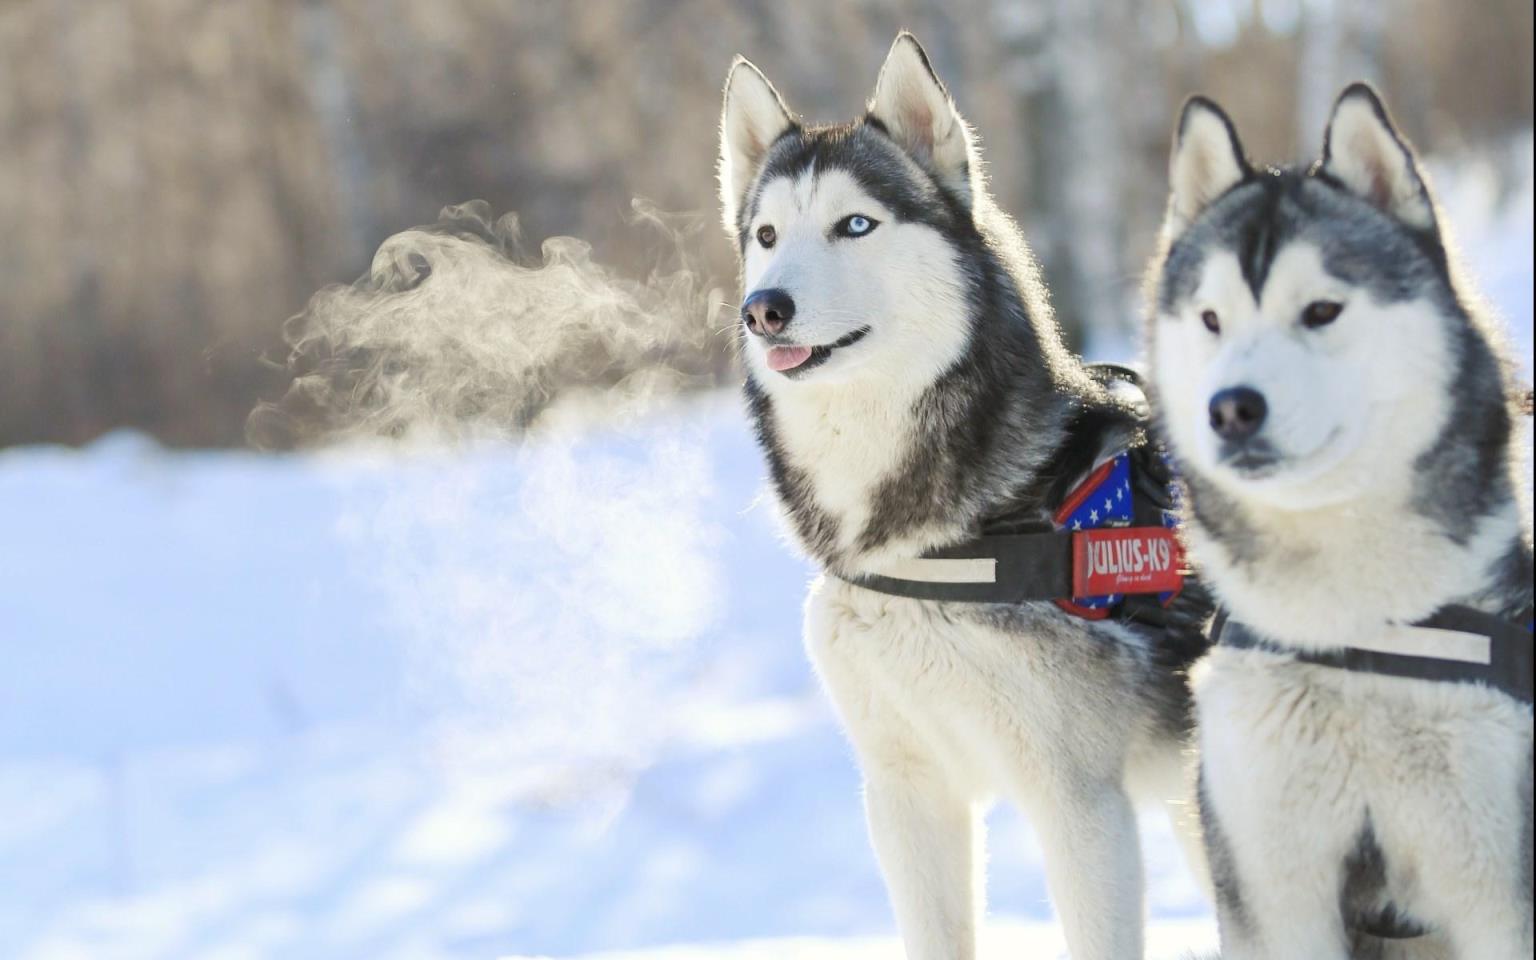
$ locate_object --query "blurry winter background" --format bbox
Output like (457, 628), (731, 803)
(0, 1), (1529, 958)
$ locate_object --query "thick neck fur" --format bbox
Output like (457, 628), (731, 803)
(745, 200), (1126, 577)
(1183, 392), (1533, 649)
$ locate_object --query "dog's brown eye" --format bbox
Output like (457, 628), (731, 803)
(756, 225), (777, 248)
(1201, 310), (1221, 334)
(1302, 300), (1343, 329)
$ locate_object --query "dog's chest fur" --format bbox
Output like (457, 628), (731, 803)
(803, 573), (1165, 796)
(1189, 479), (1525, 649)
(753, 376), (970, 569)
(773, 383), (917, 557)
(1195, 646), (1533, 930)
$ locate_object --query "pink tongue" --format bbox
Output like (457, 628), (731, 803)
(766, 345), (813, 372)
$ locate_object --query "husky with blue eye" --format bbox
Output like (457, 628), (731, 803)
(1147, 83), (1533, 959)
(718, 33), (1214, 959)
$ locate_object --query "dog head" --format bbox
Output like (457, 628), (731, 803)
(718, 33), (984, 389)
(1147, 83), (1471, 510)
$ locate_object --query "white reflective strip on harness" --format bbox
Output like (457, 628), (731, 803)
(1350, 624), (1493, 666)
(873, 557), (998, 584)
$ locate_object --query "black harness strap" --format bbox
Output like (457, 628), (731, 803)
(1214, 606), (1535, 706)
(847, 532), (1074, 604)
(843, 364), (1184, 612)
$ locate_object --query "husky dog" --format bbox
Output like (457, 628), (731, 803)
(718, 33), (1211, 959)
(1146, 83), (1534, 958)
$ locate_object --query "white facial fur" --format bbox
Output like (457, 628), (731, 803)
(1153, 241), (1453, 511)
(740, 168), (972, 391)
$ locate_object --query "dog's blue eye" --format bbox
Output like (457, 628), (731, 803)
(837, 214), (878, 238)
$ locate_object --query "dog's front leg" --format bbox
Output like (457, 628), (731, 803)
(1026, 778), (1144, 960)
(864, 770), (980, 960)
(1202, 757), (1355, 959)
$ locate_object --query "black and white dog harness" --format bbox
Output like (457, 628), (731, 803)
(844, 441), (1185, 611)
(841, 364), (1203, 640)
(1213, 606), (1535, 706)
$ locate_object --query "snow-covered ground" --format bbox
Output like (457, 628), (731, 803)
(1, 140), (1528, 960)
(0, 404), (1213, 960)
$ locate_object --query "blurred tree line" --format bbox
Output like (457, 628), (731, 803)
(1, 0), (1530, 447)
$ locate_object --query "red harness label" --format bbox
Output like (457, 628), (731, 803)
(1072, 527), (1184, 598)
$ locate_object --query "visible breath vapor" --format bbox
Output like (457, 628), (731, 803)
(249, 199), (727, 447)
(255, 200), (736, 798)
(331, 428), (726, 800)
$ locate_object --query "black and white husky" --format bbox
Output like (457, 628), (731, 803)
(718, 34), (1211, 959)
(1147, 83), (1534, 958)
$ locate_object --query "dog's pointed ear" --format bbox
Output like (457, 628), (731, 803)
(868, 32), (978, 204)
(719, 57), (796, 235)
(1164, 96), (1251, 240)
(1320, 82), (1436, 232)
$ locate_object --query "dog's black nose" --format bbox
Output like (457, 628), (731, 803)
(742, 288), (795, 337)
(1209, 387), (1268, 441)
